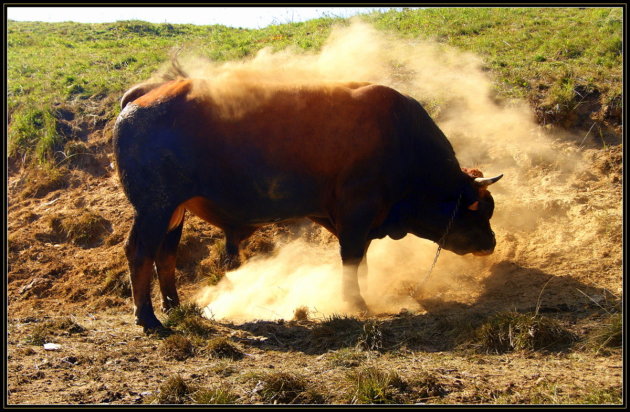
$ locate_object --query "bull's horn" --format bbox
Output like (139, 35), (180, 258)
(474, 174), (503, 186)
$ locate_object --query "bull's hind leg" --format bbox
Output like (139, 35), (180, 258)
(222, 225), (256, 270)
(125, 212), (171, 331)
(155, 207), (186, 313)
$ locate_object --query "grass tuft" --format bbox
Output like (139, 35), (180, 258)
(473, 311), (576, 353)
(164, 303), (203, 328)
(150, 374), (194, 404)
(204, 337), (244, 360)
(159, 334), (195, 361)
(312, 314), (363, 349)
(257, 372), (321, 404)
(582, 312), (622, 355)
(192, 386), (240, 404)
(100, 269), (131, 298)
(347, 366), (406, 404)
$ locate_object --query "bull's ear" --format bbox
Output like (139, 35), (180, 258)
(468, 201), (479, 211)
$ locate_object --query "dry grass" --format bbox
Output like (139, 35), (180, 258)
(256, 371), (322, 404)
(149, 374), (194, 404)
(328, 347), (369, 368)
(159, 334), (195, 361)
(346, 366), (407, 404)
(19, 165), (69, 199)
(312, 314), (363, 350)
(24, 317), (85, 345)
(204, 337), (244, 360)
(472, 312), (577, 354)
(45, 210), (110, 247)
(191, 386), (240, 404)
(582, 312), (622, 355)
(100, 269), (131, 298)
(164, 303), (203, 327)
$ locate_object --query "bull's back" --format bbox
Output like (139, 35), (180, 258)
(114, 79), (408, 221)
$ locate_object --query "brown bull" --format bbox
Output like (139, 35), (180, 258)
(113, 78), (502, 331)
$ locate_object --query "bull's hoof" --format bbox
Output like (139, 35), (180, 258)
(136, 315), (165, 333)
(343, 295), (370, 316)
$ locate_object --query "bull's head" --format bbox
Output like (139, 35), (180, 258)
(387, 168), (502, 256)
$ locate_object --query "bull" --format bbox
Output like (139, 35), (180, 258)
(113, 77), (502, 331)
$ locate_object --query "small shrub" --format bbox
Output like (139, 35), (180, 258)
(160, 335), (194, 361)
(347, 367), (406, 404)
(473, 312), (576, 353)
(204, 337), (243, 360)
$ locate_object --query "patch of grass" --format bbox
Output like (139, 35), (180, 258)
(23, 317), (85, 345)
(576, 386), (622, 404)
(100, 269), (131, 298)
(164, 303), (203, 328)
(49, 317), (86, 334)
(149, 374), (195, 404)
(204, 337), (244, 360)
(357, 319), (383, 351)
(582, 312), (622, 355)
(19, 165), (69, 199)
(191, 386), (240, 404)
(46, 210), (110, 247)
(159, 334), (195, 361)
(411, 371), (447, 400)
(177, 316), (216, 338)
(312, 314), (363, 349)
(328, 347), (368, 368)
(24, 323), (50, 345)
(346, 366), (406, 404)
(472, 311), (577, 354)
(257, 372), (321, 404)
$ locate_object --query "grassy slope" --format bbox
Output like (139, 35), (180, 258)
(7, 7), (622, 166)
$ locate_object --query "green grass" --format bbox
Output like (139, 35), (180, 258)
(8, 8), (621, 167)
(346, 366), (407, 404)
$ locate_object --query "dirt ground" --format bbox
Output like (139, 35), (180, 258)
(6, 109), (623, 404)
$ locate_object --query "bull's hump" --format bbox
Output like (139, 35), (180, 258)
(133, 79), (193, 107)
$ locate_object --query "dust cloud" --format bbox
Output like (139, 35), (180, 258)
(185, 20), (620, 321)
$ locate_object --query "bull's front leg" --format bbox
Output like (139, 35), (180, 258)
(341, 257), (369, 314)
(338, 216), (374, 314)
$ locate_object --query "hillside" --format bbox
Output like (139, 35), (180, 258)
(7, 8), (623, 405)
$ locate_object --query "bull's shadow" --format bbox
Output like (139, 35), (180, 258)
(220, 260), (617, 355)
